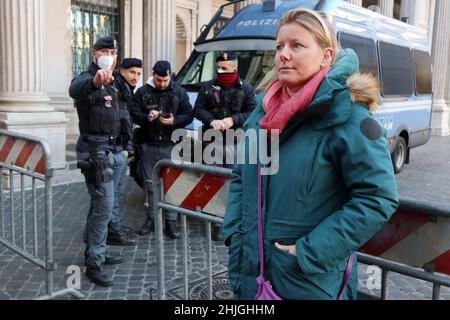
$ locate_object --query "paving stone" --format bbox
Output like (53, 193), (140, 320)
(89, 292), (109, 300)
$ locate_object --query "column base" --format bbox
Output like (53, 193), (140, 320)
(0, 95), (53, 112)
(0, 112), (68, 169)
(431, 100), (450, 136)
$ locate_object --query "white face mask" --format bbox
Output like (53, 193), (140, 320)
(97, 55), (114, 71)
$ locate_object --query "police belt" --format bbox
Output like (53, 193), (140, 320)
(144, 138), (176, 147)
(82, 135), (123, 147)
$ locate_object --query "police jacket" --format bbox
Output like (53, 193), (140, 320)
(132, 77), (193, 145)
(114, 71), (136, 117)
(69, 62), (132, 152)
(193, 77), (257, 130)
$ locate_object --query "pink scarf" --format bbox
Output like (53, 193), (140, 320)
(260, 66), (330, 133)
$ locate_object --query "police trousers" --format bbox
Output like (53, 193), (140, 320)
(139, 142), (177, 221)
(82, 150), (128, 268)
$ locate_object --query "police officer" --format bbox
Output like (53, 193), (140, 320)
(114, 58), (143, 187)
(69, 37), (136, 287)
(114, 58), (143, 117)
(132, 60), (194, 238)
(193, 51), (257, 241)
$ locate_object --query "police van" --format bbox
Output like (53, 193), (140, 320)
(176, 0), (433, 173)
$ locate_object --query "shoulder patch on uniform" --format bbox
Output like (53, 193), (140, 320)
(360, 118), (382, 140)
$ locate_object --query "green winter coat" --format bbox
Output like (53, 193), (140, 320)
(222, 49), (399, 300)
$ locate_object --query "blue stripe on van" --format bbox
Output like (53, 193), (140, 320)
(374, 107), (432, 137)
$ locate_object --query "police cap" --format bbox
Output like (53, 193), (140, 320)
(153, 60), (172, 77)
(120, 58), (143, 69)
(93, 36), (118, 50)
(216, 51), (238, 62)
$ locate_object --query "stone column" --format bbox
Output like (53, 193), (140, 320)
(431, 0), (450, 136)
(447, 51), (450, 105)
(379, 0), (394, 18)
(0, 0), (51, 111)
(346, 0), (362, 6)
(122, 0), (143, 60)
(0, 0), (67, 168)
(122, 0), (143, 87)
(143, 0), (176, 79)
(400, 0), (434, 30)
(191, 7), (198, 46)
(235, 0), (260, 12)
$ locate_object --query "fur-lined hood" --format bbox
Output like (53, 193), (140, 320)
(307, 49), (382, 130)
(311, 49), (381, 115)
(347, 72), (380, 112)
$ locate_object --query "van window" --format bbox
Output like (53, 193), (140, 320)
(379, 42), (414, 97)
(178, 50), (275, 92)
(338, 33), (378, 79)
(413, 50), (432, 95)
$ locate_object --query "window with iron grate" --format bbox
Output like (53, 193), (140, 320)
(70, 0), (120, 77)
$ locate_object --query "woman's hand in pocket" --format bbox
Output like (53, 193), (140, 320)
(274, 242), (297, 257)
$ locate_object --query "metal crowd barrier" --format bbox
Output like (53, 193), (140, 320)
(152, 159), (450, 300)
(358, 198), (450, 300)
(0, 129), (84, 300)
(152, 159), (230, 300)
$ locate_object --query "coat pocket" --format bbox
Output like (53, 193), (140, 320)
(269, 237), (342, 299)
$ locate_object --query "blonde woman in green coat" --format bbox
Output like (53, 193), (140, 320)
(222, 9), (398, 300)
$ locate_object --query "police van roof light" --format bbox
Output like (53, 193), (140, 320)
(263, 0), (277, 12)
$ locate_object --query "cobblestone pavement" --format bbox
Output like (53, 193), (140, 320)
(0, 136), (449, 300)
(395, 135), (450, 202)
(0, 179), (228, 300)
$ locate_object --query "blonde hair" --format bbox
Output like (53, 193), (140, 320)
(277, 8), (340, 63)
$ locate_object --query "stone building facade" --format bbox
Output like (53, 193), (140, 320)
(0, 0), (448, 169)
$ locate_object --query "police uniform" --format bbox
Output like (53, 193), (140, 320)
(132, 60), (194, 237)
(69, 37), (135, 286)
(193, 51), (257, 166)
(114, 58), (143, 119)
(194, 51), (257, 165)
(115, 58), (143, 184)
(193, 51), (257, 241)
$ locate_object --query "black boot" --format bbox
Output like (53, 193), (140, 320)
(165, 220), (180, 240)
(211, 224), (223, 242)
(107, 228), (137, 246)
(137, 217), (154, 236)
(120, 225), (137, 236)
(104, 252), (124, 265)
(85, 266), (113, 287)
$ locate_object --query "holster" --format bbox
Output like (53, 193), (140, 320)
(77, 152), (113, 188)
(92, 153), (113, 188)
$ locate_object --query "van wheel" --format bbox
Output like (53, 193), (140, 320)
(392, 137), (407, 174)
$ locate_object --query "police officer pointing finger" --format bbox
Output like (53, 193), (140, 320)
(69, 37), (137, 287)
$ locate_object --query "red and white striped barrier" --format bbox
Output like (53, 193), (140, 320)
(161, 167), (230, 217)
(0, 135), (46, 175)
(160, 166), (450, 276)
(361, 209), (450, 276)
